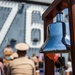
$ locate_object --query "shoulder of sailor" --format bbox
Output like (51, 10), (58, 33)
(26, 58), (35, 68)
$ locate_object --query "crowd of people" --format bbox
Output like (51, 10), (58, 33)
(0, 43), (39, 75)
(54, 54), (72, 75)
(0, 43), (72, 75)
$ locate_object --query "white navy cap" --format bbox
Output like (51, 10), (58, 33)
(15, 43), (29, 51)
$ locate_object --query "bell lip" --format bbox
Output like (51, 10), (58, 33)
(40, 50), (70, 53)
(40, 48), (71, 53)
(40, 44), (71, 53)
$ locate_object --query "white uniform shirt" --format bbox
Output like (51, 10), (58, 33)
(7, 56), (36, 75)
(65, 61), (72, 72)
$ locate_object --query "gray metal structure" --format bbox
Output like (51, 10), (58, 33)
(1, 0), (54, 5)
(0, 1), (69, 60)
(0, 1), (48, 57)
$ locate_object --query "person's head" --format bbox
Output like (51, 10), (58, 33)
(4, 44), (13, 56)
(15, 43), (29, 57)
(10, 52), (18, 60)
(68, 56), (71, 61)
(32, 53), (36, 57)
(7, 44), (11, 48)
(0, 58), (3, 63)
